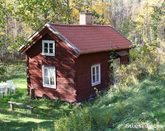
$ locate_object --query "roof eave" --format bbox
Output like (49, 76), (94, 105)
(80, 46), (132, 55)
(19, 24), (46, 54)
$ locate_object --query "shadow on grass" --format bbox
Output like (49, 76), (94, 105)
(0, 120), (54, 131)
(0, 74), (26, 82)
(0, 87), (74, 121)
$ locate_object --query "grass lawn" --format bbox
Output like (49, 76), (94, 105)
(0, 61), (165, 130)
(0, 61), (75, 131)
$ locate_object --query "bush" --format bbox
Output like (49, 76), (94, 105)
(54, 117), (71, 131)
(0, 65), (6, 75)
(91, 107), (112, 130)
(115, 43), (161, 86)
(54, 108), (92, 131)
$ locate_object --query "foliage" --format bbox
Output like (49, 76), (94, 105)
(113, 0), (165, 87)
(54, 105), (113, 131)
(14, 0), (70, 30)
(114, 43), (161, 86)
(0, 0), (112, 57)
(54, 108), (92, 131)
(13, 0), (111, 29)
(91, 107), (112, 130)
(151, 2), (165, 41)
(0, 61), (25, 81)
(0, 64), (6, 76)
(117, 0), (165, 45)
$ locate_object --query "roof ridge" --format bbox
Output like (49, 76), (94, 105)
(49, 23), (113, 27)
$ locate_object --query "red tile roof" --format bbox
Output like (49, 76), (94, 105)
(49, 24), (132, 54)
(20, 23), (132, 54)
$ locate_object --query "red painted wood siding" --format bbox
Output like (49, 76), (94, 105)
(75, 52), (110, 101)
(26, 33), (77, 102)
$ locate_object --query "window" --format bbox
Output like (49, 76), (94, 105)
(91, 64), (101, 86)
(42, 40), (55, 56)
(42, 65), (56, 88)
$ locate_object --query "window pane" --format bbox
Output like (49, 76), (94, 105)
(93, 75), (95, 83)
(44, 48), (48, 53)
(44, 68), (48, 76)
(96, 66), (99, 75)
(49, 68), (54, 74)
(49, 70), (54, 79)
(44, 77), (49, 85)
(50, 77), (54, 85)
(49, 68), (55, 85)
(44, 43), (48, 48)
(49, 43), (53, 48)
(96, 66), (99, 82)
(96, 74), (99, 82)
(49, 49), (53, 53)
(92, 67), (95, 75)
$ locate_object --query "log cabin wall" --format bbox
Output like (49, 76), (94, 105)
(26, 33), (77, 102)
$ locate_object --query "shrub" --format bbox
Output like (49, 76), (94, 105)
(115, 43), (161, 86)
(54, 117), (71, 131)
(0, 65), (6, 75)
(91, 107), (112, 130)
(54, 108), (92, 131)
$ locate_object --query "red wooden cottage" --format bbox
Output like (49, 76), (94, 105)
(20, 12), (132, 102)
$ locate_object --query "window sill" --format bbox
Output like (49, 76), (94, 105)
(43, 85), (56, 89)
(92, 82), (101, 87)
(42, 53), (55, 56)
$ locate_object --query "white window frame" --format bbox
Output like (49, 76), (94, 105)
(42, 40), (55, 56)
(91, 64), (101, 86)
(42, 65), (56, 89)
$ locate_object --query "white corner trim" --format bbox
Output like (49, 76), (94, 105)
(28, 31), (40, 42)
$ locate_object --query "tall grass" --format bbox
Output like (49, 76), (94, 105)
(53, 73), (165, 131)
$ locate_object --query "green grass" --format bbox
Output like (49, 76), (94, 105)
(97, 76), (165, 130)
(0, 61), (165, 130)
(0, 61), (74, 130)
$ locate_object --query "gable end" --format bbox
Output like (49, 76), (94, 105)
(19, 24), (80, 56)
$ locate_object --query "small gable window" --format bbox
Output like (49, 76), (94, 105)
(42, 40), (55, 56)
(91, 64), (101, 86)
(42, 65), (56, 88)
